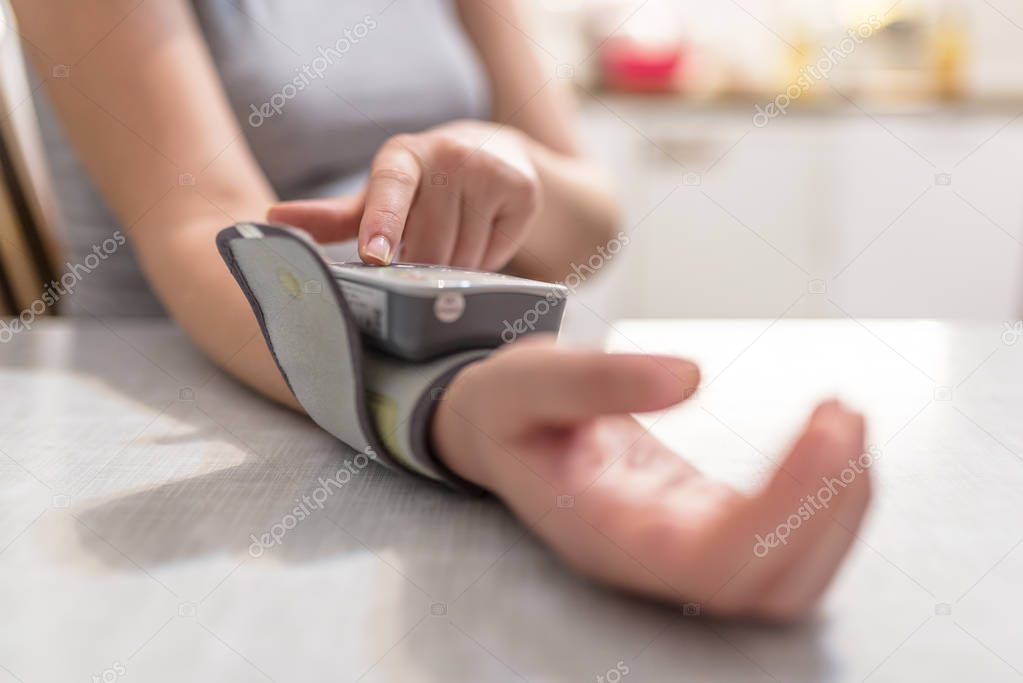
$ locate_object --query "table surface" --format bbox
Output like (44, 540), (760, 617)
(2, 318), (1022, 683)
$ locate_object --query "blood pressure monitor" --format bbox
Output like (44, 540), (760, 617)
(217, 222), (569, 490)
(330, 261), (569, 361)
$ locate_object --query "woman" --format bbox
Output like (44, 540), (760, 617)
(13, 0), (869, 619)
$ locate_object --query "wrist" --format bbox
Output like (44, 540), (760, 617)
(429, 364), (494, 489)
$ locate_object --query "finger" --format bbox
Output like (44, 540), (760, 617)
(359, 138), (422, 264)
(266, 193), (364, 244)
(707, 401), (870, 619)
(449, 192), (498, 269)
(479, 182), (540, 272)
(752, 404), (871, 617)
(400, 174), (461, 264)
(481, 214), (525, 272)
(489, 347), (700, 425)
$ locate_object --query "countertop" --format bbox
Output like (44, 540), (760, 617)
(1, 318), (1021, 682)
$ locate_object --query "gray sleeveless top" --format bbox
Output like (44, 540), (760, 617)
(32, 0), (489, 316)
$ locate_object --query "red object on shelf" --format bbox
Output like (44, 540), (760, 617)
(599, 36), (685, 93)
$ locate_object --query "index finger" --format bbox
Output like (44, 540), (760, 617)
(359, 138), (422, 265)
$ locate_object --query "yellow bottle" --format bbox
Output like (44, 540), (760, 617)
(932, 2), (967, 99)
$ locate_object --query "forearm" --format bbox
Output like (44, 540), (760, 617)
(131, 188), (300, 410)
(453, 0), (620, 281)
(11, 0), (299, 410)
(512, 136), (620, 282)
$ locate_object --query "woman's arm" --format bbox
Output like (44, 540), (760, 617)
(270, 0), (620, 282)
(11, 0), (298, 408)
(455, 0), (621, 280)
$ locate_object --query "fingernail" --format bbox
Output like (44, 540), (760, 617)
(364, 235), (392, 265)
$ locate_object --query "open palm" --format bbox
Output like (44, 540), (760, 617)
(432, 338), (872, 621)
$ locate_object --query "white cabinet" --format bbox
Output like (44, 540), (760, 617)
(828, 114), (1023, 319)
(578, 96), (1023, 321)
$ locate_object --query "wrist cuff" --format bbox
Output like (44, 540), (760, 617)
(217, 223), (488, 491)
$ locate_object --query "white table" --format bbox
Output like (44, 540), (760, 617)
(2, 319), (1021, 683)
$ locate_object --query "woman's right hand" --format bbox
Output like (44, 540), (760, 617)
(267, 121), (542, 271)
(431, 337), (872, 621)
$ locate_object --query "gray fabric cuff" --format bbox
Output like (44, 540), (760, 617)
(217, 223), (487, 492)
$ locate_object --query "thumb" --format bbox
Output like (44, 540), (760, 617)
(267, 193), (365, 244)
(489, 345), (701, 426)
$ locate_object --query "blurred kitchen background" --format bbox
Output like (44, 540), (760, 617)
(532, 0), (1023, 334)
(2, 0), (1023, 330)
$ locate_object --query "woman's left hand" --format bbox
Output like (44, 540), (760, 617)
(267, 120), (542, 270)
(432, 337), (873, 620)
